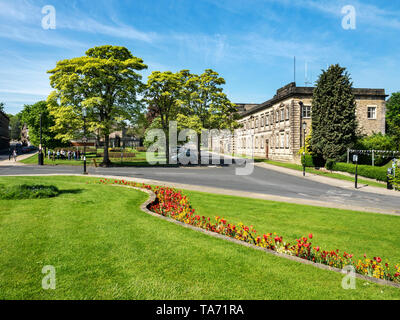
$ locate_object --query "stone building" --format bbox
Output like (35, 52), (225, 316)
(0, 111), (10, 150)
(211, 82), (387, 162)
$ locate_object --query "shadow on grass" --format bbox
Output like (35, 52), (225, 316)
(59, 189), (84, 195)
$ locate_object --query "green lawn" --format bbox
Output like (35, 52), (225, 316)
(259, 159), (387, 189)
(19, 152), (173, 167)
(0, 176), (399, 300)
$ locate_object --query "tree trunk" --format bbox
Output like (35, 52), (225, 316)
(102, 134), (111, 167)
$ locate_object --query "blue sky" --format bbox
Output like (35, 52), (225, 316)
(1, 0), (399, 115)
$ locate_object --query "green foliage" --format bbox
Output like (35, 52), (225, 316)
(0, 102), (4, 112)
(325, 159), (336, 171)
(8, 113), (22, 141)
(20, 101), (65, 149)
(389, 163), (400, 190)
(144, 69), (239, 163)
(0, 184), (60, 200)
(47, 45), (147, 165)
(298, 127), (313, 155)
(386, 92), (400, 150)
(310, 65), (357, 161)
(301, 154), (325, 168)
(355, 133), (397, 166)
(332, 162), (388, 182)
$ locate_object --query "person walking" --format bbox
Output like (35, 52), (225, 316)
(13, 149), (17, 162)
(8, 148), (12, 161)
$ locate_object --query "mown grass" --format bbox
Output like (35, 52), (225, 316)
(183, 190), (400, 264)
(0, 176), (399, 300)
(259, 159), (387, 189)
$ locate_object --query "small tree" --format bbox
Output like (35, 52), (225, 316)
(47, 45), (147, 166)
(0, 102), (4, 113)
(386, 92), (400, 150)
(178, 69), (239, 163)
(20, 101), (65, 150)
(310, 64), (357, 161)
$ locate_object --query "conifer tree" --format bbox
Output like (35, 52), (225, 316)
(310, 64), (357, 161)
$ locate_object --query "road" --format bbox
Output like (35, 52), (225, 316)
(1, 161), (400, 215)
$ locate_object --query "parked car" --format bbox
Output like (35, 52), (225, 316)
(171, 147), (198, 164)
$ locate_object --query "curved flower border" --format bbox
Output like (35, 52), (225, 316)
(97, 178), (400, 287)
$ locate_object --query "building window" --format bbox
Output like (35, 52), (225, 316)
(368, 106), (377, 120)
(276, 111), (279, 123)
(286, 107), (290, 120)
(266, 113), (269, 126)
(280, 133), (284, 149)
(280, 109), (284, 122)
(261, 135), (264, 149)
(302, 106), (312, 118)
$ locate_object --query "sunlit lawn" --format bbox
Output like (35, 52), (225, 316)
(0, 176), (399, 300)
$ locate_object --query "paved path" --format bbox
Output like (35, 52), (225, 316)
(0, 159), (400, 215)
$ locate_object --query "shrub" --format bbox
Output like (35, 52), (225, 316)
(389, 163), (400, 190)
(332, 163), (388, 182)
(325, 159), (336, 171)
(0, 184), (60, 200)
(301, 154), (325, 168)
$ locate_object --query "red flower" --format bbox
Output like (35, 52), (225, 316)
(308, 233), (313, 239)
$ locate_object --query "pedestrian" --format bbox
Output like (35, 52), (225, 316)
(8, 148), (12, 161)
(57, 150), (60, 160)
(13, 149), (17, 162)
(48, 149), (51, 160)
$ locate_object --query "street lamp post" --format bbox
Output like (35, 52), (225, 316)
(38, 113), (44, 166)
(302, 121), (307, 177)
(82, 107), (88, 175)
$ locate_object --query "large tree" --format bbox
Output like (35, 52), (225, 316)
(178, 69), (239, 163)
(144, 71), (182, 163)
(47, 45), (147, 166)
(20, 101), (64, 150)
(0, 102), (4, 112)
(386, 92), (400, 150)
(310, 64), (358, 161)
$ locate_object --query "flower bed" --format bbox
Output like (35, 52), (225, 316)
(97, 178), (400, 284)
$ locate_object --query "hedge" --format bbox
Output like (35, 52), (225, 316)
(332, 162), (388, 182)
(301, 155), (325, 168)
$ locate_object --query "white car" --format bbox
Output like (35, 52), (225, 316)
(171, 148), (198, 164)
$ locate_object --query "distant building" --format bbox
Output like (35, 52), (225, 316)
(0, 111), (10, 150)
(211, 82), (387, 162)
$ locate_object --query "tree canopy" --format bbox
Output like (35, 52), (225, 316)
(386, 92), (400, 150)
(20, 101), (65, 149)
(47, 45), (147, 166)
(310, 64), (358, 161)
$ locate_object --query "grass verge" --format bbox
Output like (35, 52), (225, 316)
(259, 159), (387, 189)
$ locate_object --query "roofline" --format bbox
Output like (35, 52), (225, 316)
(240, 83), (388, 117)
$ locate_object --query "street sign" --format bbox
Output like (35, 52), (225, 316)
(353, 155), (358, 162)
